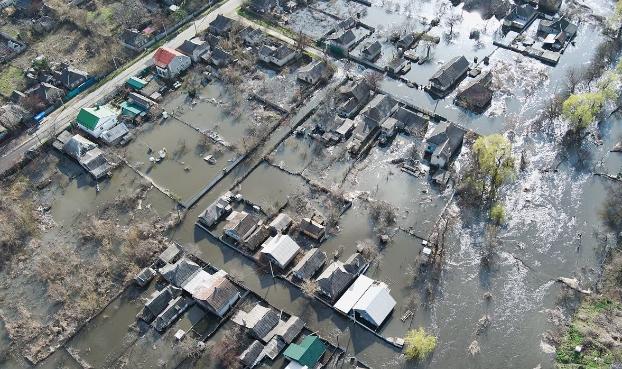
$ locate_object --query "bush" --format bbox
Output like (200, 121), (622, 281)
(404, 328), (437, 360)
(490, 203), (505, 225)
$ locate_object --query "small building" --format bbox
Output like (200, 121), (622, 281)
(385, 57), (410, 75)
(223, 211), (260, 243)
(244, 225), (271, 251)
(361, 41), (381, 61)
(316, 260), (356, 301)
(327, 29), (356, 54)
(291, 248), (327, 281)
(239, 26), (264, 46)
(135, 267), (156, 287)
(300, 215), (325, 241)
(297, 60), (331, 85)
(264, 315), (305, 344)
(258, 44), (297, 68)
(260, 234), (301, 269)
(100, 123), (129, 145)
(153, 296), (193, 332)
(76, 105), (118, 138)
(208, 14), (234, 35)
(392, 106), (429, 137)
(538, 0), (562, 13)
(138, 285), (182, 323)
(502, 4), (538, 31)
(428, 56), (470, 97)
(126, 76), (148, 91)
(248, 0), (278, 14)
(362, 94), (398, 126)
(24, 82), (63, 108)
(205, 47), (232, 68)
(120, 28), (151, 51)
(185, 270), (240, 317)
(538, 17), (577, 51)
(269, 213), (293, 234)
(353, 282), (396, 327)
(128, 92), (156, 111)
(337, 79), (371, 118)
(263, 336), (286, 360)
(332, 117), (356, 141)
(397, 33), (416, 49)
(176, 38), (210, 62)
(158, 243), (181, 266)
(424, 122), (466, 168)
(198, 191), (234, 227)
(334, 274), (374, 314)
(159, 257), (201, 287)
(239, 340), (266, 368)
(283, 335), (326, 368)
(454, 76), (493, 113)
(62, 134), (112, 179)
(234, 305), (280, 342)
(153, 47), (191, 79)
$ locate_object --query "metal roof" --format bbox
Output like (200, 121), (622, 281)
(334, 274), (374, 314)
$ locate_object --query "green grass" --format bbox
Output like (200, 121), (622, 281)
(0, 66), (24, 97)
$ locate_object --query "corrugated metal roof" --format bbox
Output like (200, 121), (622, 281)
(334, 275), (374, 314)
(353, 282), (396, 327)
(260, 234), (300, 268)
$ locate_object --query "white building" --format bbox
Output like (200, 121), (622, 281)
(260, 234), (301, 269)
(153, 47), (192, 79)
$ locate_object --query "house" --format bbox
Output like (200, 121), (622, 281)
(62, 134), (111, 178)
(198, 191), (234, 227)
(454, 74), (493, 113)
(239, 26), (264, 46)
(361, 41), (381, 61)
(244, 225), (271, 251)
(76, 105), (118, 138)
(239, 340), (266, 368)
(184, 270), (240, 316)
(337, 79), (371, 118)
(153, 47), (191, 79)
(120, 28), (151, 51)
(353, 282), (396, 327)
(263, 336), (286, 360)
(100, 123), (129, 145)
(283, 335), (326, 368)
(502, 4), (538, 31)
(159, 257), (201, 287)
(269, 213), (293, 234)
(334, 274), (374, 314)
(233, 304), (280, 341)
(300, 213), (326, 240)
(397, 33), (416, 49)
(0, 32), (26, 62)
(204, 47), (232, 68)
(343, 252), (367, 274)
(291, 248), (326, 280)
(362, 94), (398, 125)
(392, 106), (429, 137)
(297, 60), (331, 84)
(158, 243), (181, 266)
(177, 38), (210, 62)
(223, 211), (260, 242)
(208, 14), (234, 35)
(327, 29), (356, 54)
(428, 56), (470, 96)
(258, 44), (297, 68)
(23, 82), (63, 109)
(315, 257), (361, 301)
(424, 122), (467, 168)
(152, 296), (193, 332)
(263, 315), (305, 344)
(260, 234), (301, 269)
(379, 116), (399, 143)
(54, 64), (88, 90)
(248, 0), (278, 14)
(385, 57), (410, 75)
(538, 17), (577, 51)
(137, 285), (182, 323)
(332, 117), (356, 141)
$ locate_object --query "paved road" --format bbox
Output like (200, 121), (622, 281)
(0, 0), (243, 176)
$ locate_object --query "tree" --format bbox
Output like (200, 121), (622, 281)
(471, 134), (515, 203)
(490, 202), (505, 225)
(562, 92), (605, 131)
(404, 328), (437, 360)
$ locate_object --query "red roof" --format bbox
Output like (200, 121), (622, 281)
(153, 47), (183, 68)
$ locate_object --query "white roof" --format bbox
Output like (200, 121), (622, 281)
(334, 275), (373, 314)
(285, 361), (308, 369)
(260, 234), (300, 268)
(353, 282), (396, 327)
(182, 269), (226, 297)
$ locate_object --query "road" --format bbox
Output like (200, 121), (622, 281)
(0, 0), (243, 177)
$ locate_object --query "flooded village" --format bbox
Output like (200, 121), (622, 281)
(1, 0), (622, 368)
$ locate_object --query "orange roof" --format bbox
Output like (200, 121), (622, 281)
(153, 47), (184, 68)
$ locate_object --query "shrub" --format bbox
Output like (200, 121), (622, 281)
(490, 203), (506, 225)
(404, 328), (437, 360)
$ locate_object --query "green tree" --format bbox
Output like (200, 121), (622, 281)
(404, 328), (437, 360)
(490, 202), (506, 225)
(562, 92), (605, 131)
(471, 134), (515, 203)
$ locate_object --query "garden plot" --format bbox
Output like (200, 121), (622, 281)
(286, 7), (340, 40)
(311, 0), (366, 20)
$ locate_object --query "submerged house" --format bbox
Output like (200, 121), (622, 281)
(300, 213), (326, 241)
(297, 60), (332, 84)
(234, 304), (281, 342)
(198, 191), (234, 227)
(260, 234), (301, 269)
(223, 211), (261, 243)
(152, 296), (193, 332)
(428, 56), (470, 97)
(239, 340), (265, 368)
(258, 44), (297, 68)
(327, 29), (356, 54)
(183, 269), (240, 316)
(502, 4), (538, 31)
(292, 248), (327, 281)
(353, 281), (396, 327)
(424, 122), (467, 168)
(283, 335), (326, 368)
(137, 285), (182, 323)
(538, 17), (577, 51)
(361, 41), (381, 61)
(454, 72), (493, 113)
(159, 257), (201, 287)
(337, 79), (371, 118)
(62, 133), (112, 179)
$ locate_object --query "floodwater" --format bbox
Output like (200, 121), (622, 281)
(4, 1), (622, 369)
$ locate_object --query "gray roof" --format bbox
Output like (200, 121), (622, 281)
(316, 261), (356, 300)
(209, 14), (233, 34)
(196, 274), (240, 315)
(55, 65), (88, 89)
(393, 107), (428, 136)
(397, 33), (415, 49)
(344, 252), (366, 274)
(63, 134), (96, 159)
(239, 340), (265, 368)
(340, 79), (370, 102)
(176, 38), (207, 55)
(429, 56), (469, 91)
(241, 305), (281, 341)
(264, 315), (304, 344)
(298, 61), (329, 82)
(140, 285), (182, 322)
(159, 243), (181, 264)
(269, 213), (293, 233)
(363, 94), (397, 124)
(224, 211), (260, 241)
(329, 29), (356, 46)
(244, 226), (271, 251)
(152, 296), (192, 332)
(292, 248), (327, 280)
(362, 41), (381, 57)
(262, 336), (286, 360)
(198, 192), (233, 227)
(159, 257), (201, 287)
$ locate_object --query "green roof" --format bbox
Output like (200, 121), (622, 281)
(127, 76), (148, 90)
(76, 106), (117, 130)
(283, 335), (326, 367)
(121, 101), (144, 117)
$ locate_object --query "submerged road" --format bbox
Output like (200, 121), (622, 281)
(0, 0), (243, 177)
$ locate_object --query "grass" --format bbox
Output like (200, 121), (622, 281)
(237, 7), (299, 40)
(0, 66), (25, 97)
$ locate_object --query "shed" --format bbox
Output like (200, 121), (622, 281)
(260, 234), (300, 269)
(334, 274), (374, 314)
(283, 335), (326, 368)
(158, 243), (181, 265)
(269, 213), (293, 233)
(135, 267), (156, 287)
(353, 282), (396, 327)
(127, 76), (148, 90)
